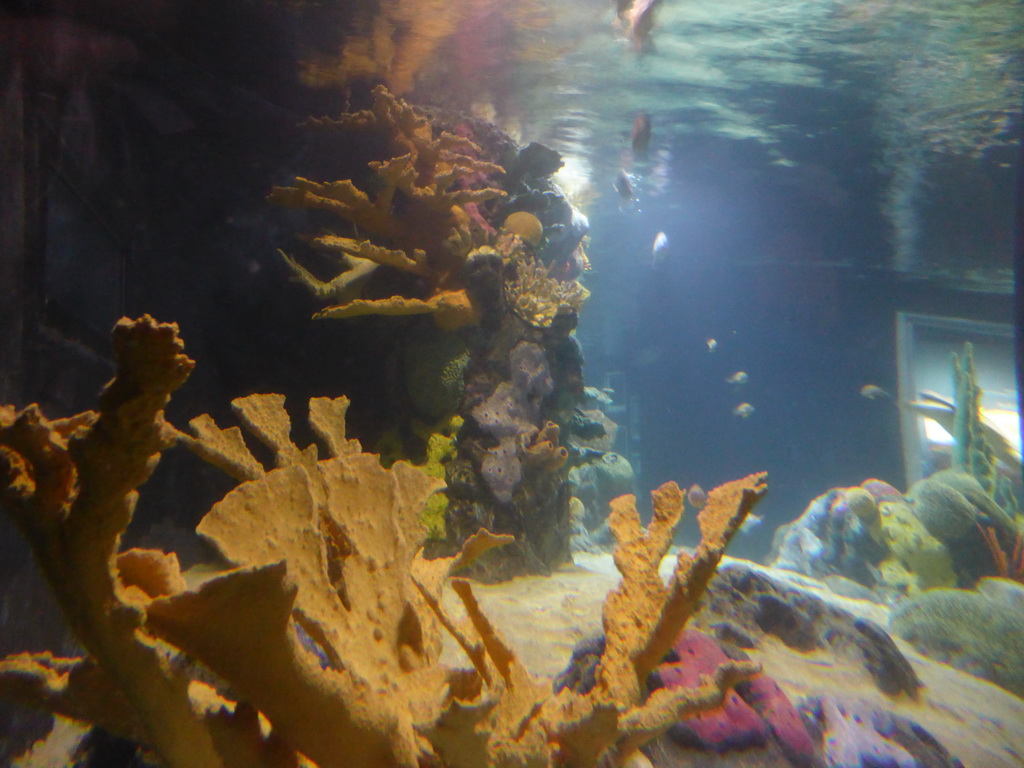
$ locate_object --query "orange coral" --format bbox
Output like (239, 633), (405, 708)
(0, 316), (285, 768)
(523, 421), (569, 470)
(270, 86), (506, 329)
(977, 523), (1024, 584)
(0, 318), (768, 768)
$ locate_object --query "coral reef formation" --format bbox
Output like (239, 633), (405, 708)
(905, 469), (1011, 586)
(875, 496), (957, 594)
(769, 481), (896, 594)
(272, 86), (595, 578)
(554, 556), (972, 767)
(502, 238), (590, 328)
(0, 317), (771, 768)
(652, 629), (815, 763)
(270, 85), (507, 330)
(403, 327), (471, 421)
(557, 626), (817, 767)
(949, 343), (1020, 519)
(769, 466), (1022, 597)
(952, 343), (997, 494)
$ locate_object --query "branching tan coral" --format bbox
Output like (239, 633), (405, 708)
(270, 86), (505, 329)
(1, 319), (768, 768)
(0, 316), (294, 768)
(314, 288), (479, 330)
(549, 476), (767, 764)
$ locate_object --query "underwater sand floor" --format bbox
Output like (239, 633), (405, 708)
(440, 553), (1024, 768)
(13, 555), (1023, 767)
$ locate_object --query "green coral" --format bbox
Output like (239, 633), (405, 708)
(420, 493), (448, 540)
(403, 327), (470, 421)
(908, 470), (1021, 586)
(951, 344), (1019, 520)
(891, 578), (1024, 698)
(952, 343), (997, 494)
(374, 417), (459, 538)
(908, 473), (985, 542)
(415, 415), (462, 539)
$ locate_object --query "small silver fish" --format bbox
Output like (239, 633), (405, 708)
(726, 371), (748, 385)
(739, 513), (763, 533)
(733, 402), (755, 418)
(652, 231), (668, 260)
(860, 384), (889, 399)
(706, 338), (717, 352)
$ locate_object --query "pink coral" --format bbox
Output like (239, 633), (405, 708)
(656, 629), (769, 752)
(738, 673), (817, 767)
(654, 628), (817, 765)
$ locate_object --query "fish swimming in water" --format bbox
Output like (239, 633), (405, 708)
(706, 338), (717, 352)
(632, 112), (652, 157)
(860, 384), (889, 399)
(738, 513), (763, 534)
(623, 0), (661, 50)
(733, 402), (755, 418)
(686, 484), (707, 510)
(613, 170), (634, 202)
(726, 371), (748, 386)
(651, 231), (668, 263)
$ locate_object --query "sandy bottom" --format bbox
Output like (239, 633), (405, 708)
(13, 554), (1024, 767)
(441, 553), (1024, 768)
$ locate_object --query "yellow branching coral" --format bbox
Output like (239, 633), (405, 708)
(500, 237), (590, 328)
(0, 316), (286, 768)
(0, 318), (768, 768)
(270, 86), (506, 329)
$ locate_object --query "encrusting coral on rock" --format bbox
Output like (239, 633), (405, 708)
(0, 316), (769, 768)
(501, 234), (590, 328)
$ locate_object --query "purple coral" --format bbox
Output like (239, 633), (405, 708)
(480, 436), (521, 503)
(472, 382), (535, 438)
(737, 674), (816, 767)
(471, 341), (555, 502)
(509, 341), (553, 400)
(815, 697), (917, 768)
